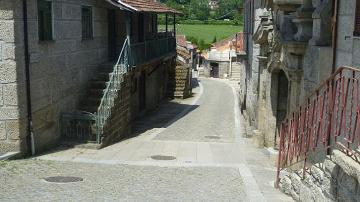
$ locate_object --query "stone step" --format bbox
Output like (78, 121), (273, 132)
(89, 89), (105, 97)
(90, 80), (108, 89)
(0, 151), (20, 160)
(81, 97), (102, 107)
(79, 104), (98, 113)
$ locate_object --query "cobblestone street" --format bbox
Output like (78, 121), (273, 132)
(0, 78), (292, 201)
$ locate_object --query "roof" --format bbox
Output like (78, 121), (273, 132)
(212, 32), (244, 53)
(108, 0), (181, 14)
(176, 35), (187, 47)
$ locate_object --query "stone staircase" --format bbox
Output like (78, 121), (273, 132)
(230, 62), (241, 80)
(61, 38), (132, 146)
(79, 63), (117, 113)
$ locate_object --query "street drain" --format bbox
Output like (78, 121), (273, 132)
(44, 176), (83, 183)
(151, 155), (176, 161)
(205, 136), (221, 139)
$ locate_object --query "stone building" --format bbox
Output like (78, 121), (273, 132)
(0, 0), (179, 156)
(243, 0), (360, 200)
(202, 33), (244, 79)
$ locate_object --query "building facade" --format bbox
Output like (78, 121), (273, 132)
(243, 0), (360, 200)
(243, 0), (360, 149)
(201, 33), (244, 79)
(0, 0), (179, 156)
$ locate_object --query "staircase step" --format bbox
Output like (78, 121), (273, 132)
(90, 80), (108, 89)
(89, 89), (105, 97)
(95, 72), (112, 81)
(82, 97), (102, 106)
(80, 104), (98, 113)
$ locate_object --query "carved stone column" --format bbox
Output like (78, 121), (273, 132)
(281, 43), (306, 112)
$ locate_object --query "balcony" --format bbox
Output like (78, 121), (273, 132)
(130, 37), (176, 67)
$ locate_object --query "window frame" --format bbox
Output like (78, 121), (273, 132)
(354, 0), (360, 36)
(81, 5), (94, 40)
(37, 0), (54, 42)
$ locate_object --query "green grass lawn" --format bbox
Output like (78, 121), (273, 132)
(176, 24), (243, 44)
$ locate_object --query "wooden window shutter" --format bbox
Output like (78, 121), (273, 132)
(38, 0), (53, 41)
(355, 0), (360, 36)
(82, 6), (93, 40)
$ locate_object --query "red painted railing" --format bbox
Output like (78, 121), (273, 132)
(275, 66), (360, 188)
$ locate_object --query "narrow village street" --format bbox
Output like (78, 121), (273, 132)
(0, 78), (291, 201)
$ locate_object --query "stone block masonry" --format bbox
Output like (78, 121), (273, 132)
(0, 0), (28, 155)
(280, 150), (360, 201)
(167, 64), (192, 99)
(101, 74), (132, 148)
(0, 0), (127, 155)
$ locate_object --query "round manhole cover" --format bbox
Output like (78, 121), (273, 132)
(151, 155), (176, 161)
(205, 136), (221, 139)
(44, 176), (83, 183)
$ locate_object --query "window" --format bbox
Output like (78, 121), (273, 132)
(38, 0), (53, 41)
(355, 0), (360, 36)
(82, 6), (93, 40)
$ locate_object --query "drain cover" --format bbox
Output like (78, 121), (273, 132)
(205, 136), (221, 139)
(151, 155), (176, 161)
(44, 176), (83, 183)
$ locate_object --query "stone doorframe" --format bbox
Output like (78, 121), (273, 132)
(264, 49), (303, 148)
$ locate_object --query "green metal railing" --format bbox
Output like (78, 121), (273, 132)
(95, 38), (130, 143)
(131, 37), (176, 66)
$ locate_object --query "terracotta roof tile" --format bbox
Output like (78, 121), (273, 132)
(213, 32), (244, 52)
(120, 0), (181, 13)
(176, 35), (187, 47)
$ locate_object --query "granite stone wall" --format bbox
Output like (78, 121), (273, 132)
(0, 0), (127, 155)
(280, 151), (360, 202)
(334, 0), (360, 69)
(27, 0), (122, 153)
(0, 0), (28, 155)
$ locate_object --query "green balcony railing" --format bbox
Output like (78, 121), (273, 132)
(130, 37), (176, 67)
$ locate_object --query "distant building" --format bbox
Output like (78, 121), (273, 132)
(209, 0), (219, 10)
(201, 33), (244, 79)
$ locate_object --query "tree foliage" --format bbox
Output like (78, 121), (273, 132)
(159, 0), (243, 22)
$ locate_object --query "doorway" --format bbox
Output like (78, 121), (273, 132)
(138, 13), (145, 42)
(210, 63), (219, 78)
(108, 10), (117, 61)
(271, 70), (289, 147)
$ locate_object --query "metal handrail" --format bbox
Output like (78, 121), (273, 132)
(95, 38), (130, 143)
(275, 66), (360, 188)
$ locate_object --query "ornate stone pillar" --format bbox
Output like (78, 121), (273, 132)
(281, 43), (306, 112)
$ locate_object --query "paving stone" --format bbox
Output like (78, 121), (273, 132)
(155, 79), (235, 143)
(0, 159), (247, 201)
